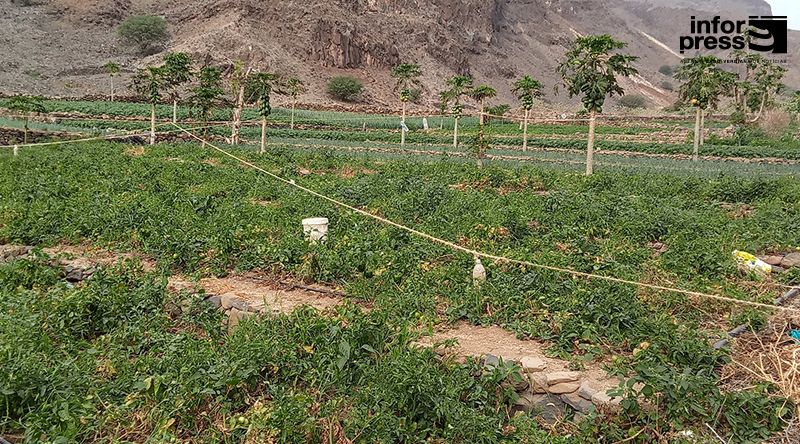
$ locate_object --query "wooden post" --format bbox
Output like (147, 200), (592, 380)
(173, 99), (178, 124)
(13, 145), (18, 156)
(522, 109), (529, 152)
(585, 111), (596, 175)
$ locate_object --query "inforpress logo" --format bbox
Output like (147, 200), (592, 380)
(679, 16), (788, 54)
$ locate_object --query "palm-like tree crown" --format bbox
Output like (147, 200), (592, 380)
(471, 84), (497, 103)
(246, 72), (281, 118)
(285, 78), (306, 99)
(512, 76), (544, 110)
(392, 63), (422, 102)
(103, 62), (120, 77)
(557, 34), (638, 113)
(674, 55), (736, 110)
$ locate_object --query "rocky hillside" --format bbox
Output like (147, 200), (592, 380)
(0, 0), (796, 111)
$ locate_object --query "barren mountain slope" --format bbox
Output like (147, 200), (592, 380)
(0, 0), (796, 110)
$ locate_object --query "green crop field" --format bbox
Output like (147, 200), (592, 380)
(1, 136), (798, 442)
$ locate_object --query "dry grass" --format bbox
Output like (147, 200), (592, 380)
(759, 109), (792, 139)
(124, 146), (145, 156)
(725, 316), (800, 417)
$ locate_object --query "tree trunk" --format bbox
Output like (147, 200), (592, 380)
(692, 107), (701, 161)
(24, 117), (29, 144)
(479, 100), (485, 126)
(585, 111), (596, 175)
(172, 99), (178, 124)
(231, 83), (246, 145)
(290, 100), (296, 129)
(260, 116), (267, 154)
(522, 109), (529, 152)
(110, 76), (115, 102)
(477, 118), (485, 168)
(453, 117), (459, 149)
(401, 101), (406, 147)
(753, 93), (767, 122)
(150, 104), (156, 146)
(699, 111), (705, 146)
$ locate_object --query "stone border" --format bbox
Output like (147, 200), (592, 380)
(0, 245), (271, 333)
(482, 354), (620, 421)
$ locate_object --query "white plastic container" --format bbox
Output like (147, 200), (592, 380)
(302, 217), (329, 243)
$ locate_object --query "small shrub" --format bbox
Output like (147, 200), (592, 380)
(407, 88), (422, 104)
(659, 81), (673, 92)
(618, 94), (647, 109)
(730, 108), (747, 125)
(759, 109), (791, 138)
(118, 15), (170, 55)
(327, 76), (364, 102)
(658, 65), (674, 76)
(486, 103), (511, 122)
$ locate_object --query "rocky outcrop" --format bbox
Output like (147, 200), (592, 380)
(311, 21), (400, 68)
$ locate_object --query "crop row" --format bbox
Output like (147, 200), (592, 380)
(1, 141), (797, 440)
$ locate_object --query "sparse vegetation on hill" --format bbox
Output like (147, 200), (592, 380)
(327, 76), (364, 102)
(117, 15), (170, 55)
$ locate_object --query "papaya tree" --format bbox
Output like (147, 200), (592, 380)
(674, 55), (735, 161)
(443, 75), (473, 149)
(437, 91), (450, 130)
(228, 57), (254, 145)
(746, 57), (785, 122)
(131, 66), (165, 145)
(391, 63), (422, 146)
(245, 72), (280, 154)
(162, 52), (193, 123)
(557, 34), (638, 175)
(512, 75), (544, 151)
(471, 84), (496, 125)
(285, 77), (305, 129)
(7, 95), (46, 144)
(103, 62), (120, 102)
(470, 85), (496, 167)
(188, 66), (225, 137)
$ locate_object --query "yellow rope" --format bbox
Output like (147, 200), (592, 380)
(170, 122), (800, 314)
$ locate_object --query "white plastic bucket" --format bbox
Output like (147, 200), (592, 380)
(302, 217), (329, 243)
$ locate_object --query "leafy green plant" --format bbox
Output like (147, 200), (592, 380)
(5, 95), (46, 143)
(327, 76), (363, 102)
(512, 75), (544, 151)
(188, 66), (226, 133)
(117, 15), (170, 55)
(161, 52), (193, 123)
(557, 34), (638, 174)
(618, 94), (647, 109)
(245, 71), (280, 153)
(675, 55), (736, 160)
(102, 61), (121, 102)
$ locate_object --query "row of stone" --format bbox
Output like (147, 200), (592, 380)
(205, 292), (262, 331)
(484, 354), (620, 420)
(0, 245), (96, 281)
(759, 252), (800, 271)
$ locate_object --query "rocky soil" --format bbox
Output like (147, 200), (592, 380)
(1, 1), (798, 111)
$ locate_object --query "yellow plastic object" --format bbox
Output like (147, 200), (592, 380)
(733, 250), (772, 275)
